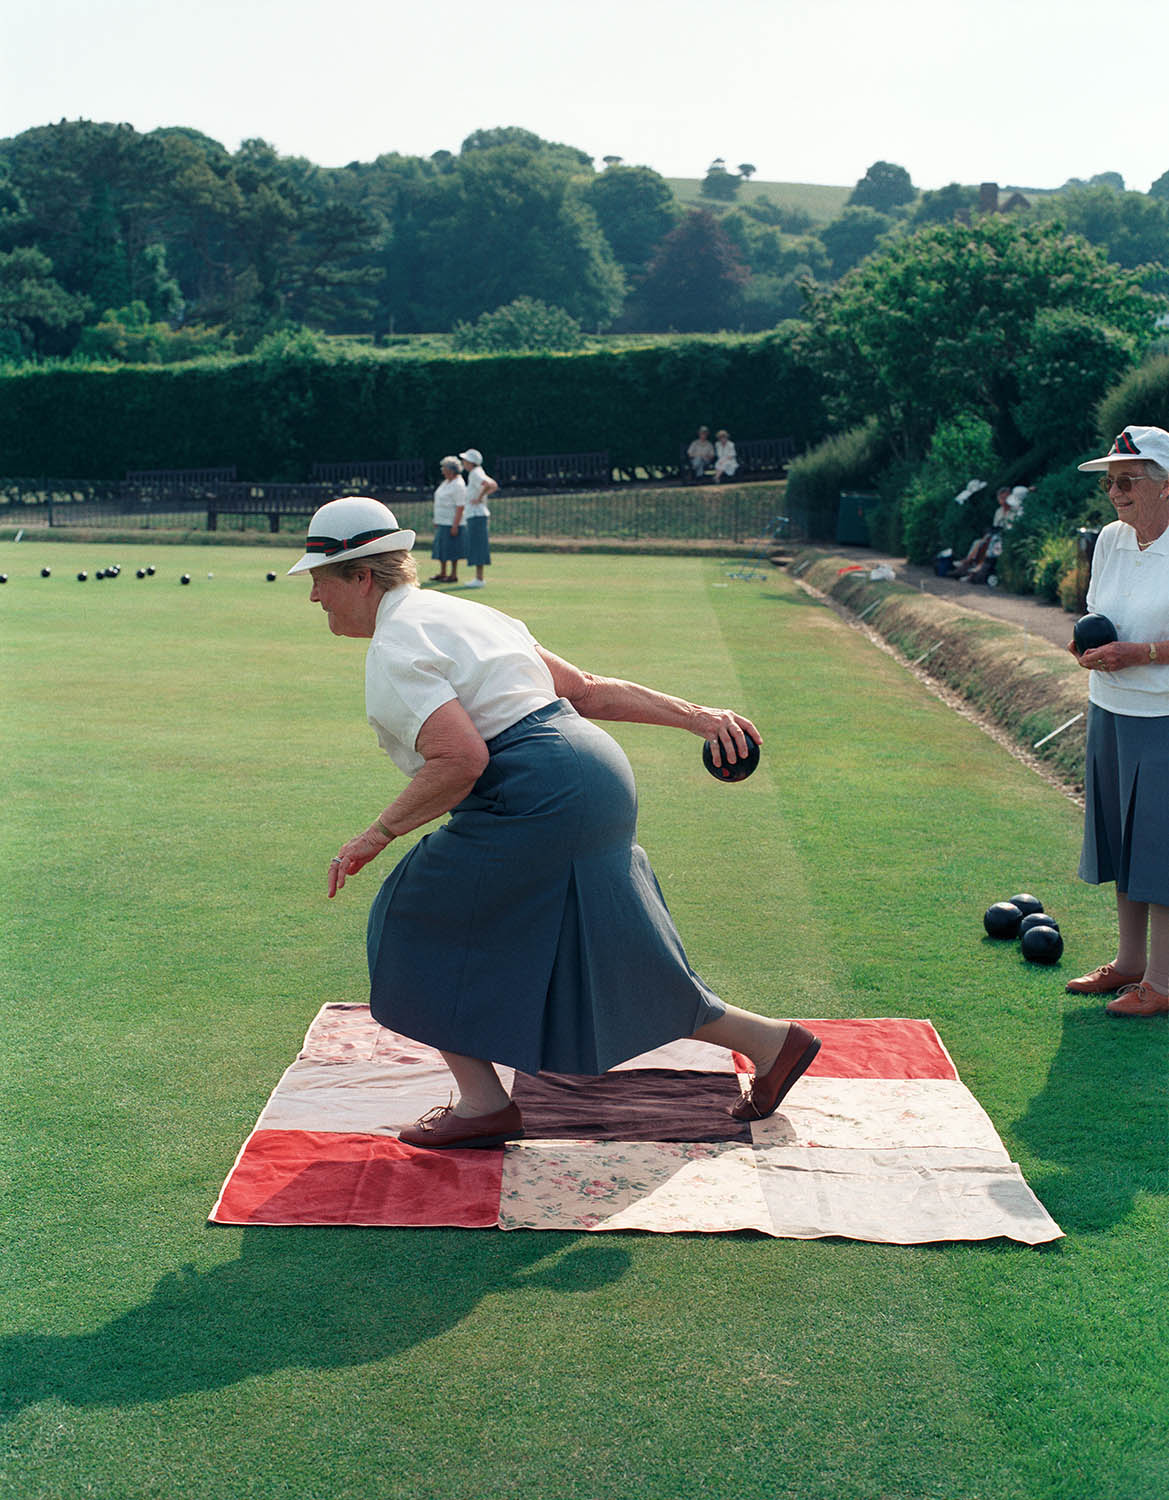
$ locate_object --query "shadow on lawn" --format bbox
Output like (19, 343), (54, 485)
(0, 1230), (630, 1420)
(1012, 1000), (1168, 1233)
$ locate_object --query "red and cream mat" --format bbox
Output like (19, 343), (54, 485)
(209, 1004), (1062, 1245)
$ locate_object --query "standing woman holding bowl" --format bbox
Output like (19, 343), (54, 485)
(1066, 426), (1169, 1016)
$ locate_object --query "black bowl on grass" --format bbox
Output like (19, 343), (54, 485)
(1008, 892), (1043, 919)
(1019, 911), (1059, 936)
(1021, 924), (1064, 964)
(984, 902), (1022, 939)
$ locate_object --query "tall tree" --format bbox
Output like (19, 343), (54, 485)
(636, 210), (749, 331)
(801, 217), (1160, 461)
(585, 164), (677, 278)
(848, 160), (915, 212)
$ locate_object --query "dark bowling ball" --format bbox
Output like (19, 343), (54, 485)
(146, 565), (156, 575)
(1020, 911), (1059, 936)
(1073, 613), (1118, 655)
(180, 574), (191, 585)
(1021, 923), (1064, 965)
(77, 571), (87, 581)
(984, 901), (1022, 938)
(702, 736), (761, 783)
(136, 569), (146, 579)
(266, 572), (277, 582)
(0, 573), (8, 583)
(1008, 892), (1043, 919)
(40, 567), (51, 577)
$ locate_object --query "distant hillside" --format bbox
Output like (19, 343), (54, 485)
(666, 177), (850, 223)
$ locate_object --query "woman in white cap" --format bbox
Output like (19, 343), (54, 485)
(430, 457), (465, 584)
(288, 495), (821, 1147)
(1065, 425), (1169, 1016)
(458, 448), (496, 588)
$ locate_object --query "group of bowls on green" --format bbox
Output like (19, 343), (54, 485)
(3, 566), (283, 584)
(983, 893), (1063, 964)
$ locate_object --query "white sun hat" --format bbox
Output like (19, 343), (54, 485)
(458, 448), (483, 466)
(1078, 426), (1169, 473)
(286, 496), (416, 575)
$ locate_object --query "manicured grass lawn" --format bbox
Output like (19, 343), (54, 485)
(2, 545), (1165, 1500)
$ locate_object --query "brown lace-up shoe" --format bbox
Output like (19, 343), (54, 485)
(731, 1023), (822, 1121)
(1065, 963), (1144, 995)
(1105, 982), (1169, 1017)
(399, 1100), (524, 1149)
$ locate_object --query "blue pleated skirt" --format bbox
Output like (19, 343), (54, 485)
(1079, 704), (1169, 904)
(464, 515), (491, 566)
(366, 700), (726, 1073)
(431, 525), (465, 562)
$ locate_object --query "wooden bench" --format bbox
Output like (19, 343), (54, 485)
(492, 452), (612, 489)
(311, 459), (427, 491)
(679, 438), (797, 481)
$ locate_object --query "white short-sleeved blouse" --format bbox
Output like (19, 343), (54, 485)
(463, 466), (492, 519)
(1086, 521), (1169, 716)
(364, 586), (557, 774)
(433, 475), (465, 526)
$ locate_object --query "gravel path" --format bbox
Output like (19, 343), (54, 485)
(827, 546), (1076, 652)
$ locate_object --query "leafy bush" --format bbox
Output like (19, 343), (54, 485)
(451, 298), (584, 353)
(1095, 352), (1169, 440)
(1033, 535), (1078, 603)
(783, 418), (886, 539)
(76, 303), (234, 364)
(899, 413), (998, 564)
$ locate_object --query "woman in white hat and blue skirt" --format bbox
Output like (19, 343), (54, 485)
(1065, 426), (1169, 1017)
(288, 496), (821, 1147)
(458, 448), (495, 589)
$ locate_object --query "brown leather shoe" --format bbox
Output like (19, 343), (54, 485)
(399, 1100), (523, 1149)
(1065, 962), (1145, 995)
(1105, 982), (1169, 1017)
(731, 1023), (822, 1121)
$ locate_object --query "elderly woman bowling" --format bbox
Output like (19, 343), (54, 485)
(1065, 426), (1169, 1016)
(289, 496), (822, 1148)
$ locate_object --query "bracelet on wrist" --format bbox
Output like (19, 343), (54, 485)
(375, 816), (395, 841)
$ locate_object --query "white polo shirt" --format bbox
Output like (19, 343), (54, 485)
(1085, 520), (1169, 716)
(365, 585), (557, 774)
(463, 466), (492, 519)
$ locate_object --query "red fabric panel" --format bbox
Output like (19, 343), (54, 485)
(799, 1018), (957, 1080)
(211, 1130), (503, 1227)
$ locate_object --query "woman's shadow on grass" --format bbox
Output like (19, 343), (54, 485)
(1011, 999), (1167, 1233)
(1, 1229), (630, 1422)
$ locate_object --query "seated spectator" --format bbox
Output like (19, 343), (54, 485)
(713, 429), (738, 482)
(687, 426), (715, 481)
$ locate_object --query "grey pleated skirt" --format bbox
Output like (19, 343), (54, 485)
(366, 699), (726, 1074)
(1079, 703), (1169, 904)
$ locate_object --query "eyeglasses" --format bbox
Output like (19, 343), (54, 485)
(1098, 473), (1147, 494)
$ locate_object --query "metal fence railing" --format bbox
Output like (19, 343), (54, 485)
(1, 477), (788, 545)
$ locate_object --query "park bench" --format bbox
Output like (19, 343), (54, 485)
(311, 459), (427, 492)
(492, 452), (612, 489)
(679, 437), (797, 481)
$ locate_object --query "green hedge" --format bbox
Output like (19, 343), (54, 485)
(0, 332), (826, 481)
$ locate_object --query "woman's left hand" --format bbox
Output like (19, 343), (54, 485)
(694, 708), (761, 768)
(328, 825), (392, 898)
(1079, 641), (1143, 672)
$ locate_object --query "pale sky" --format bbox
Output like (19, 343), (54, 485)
(3, 0), (1166, 193)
